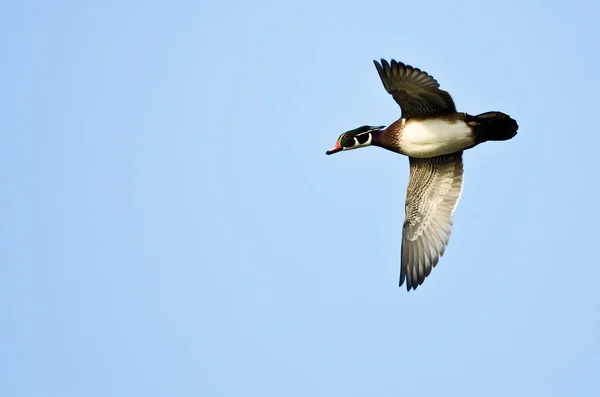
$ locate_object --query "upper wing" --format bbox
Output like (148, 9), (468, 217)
(374, 59), (456, 118)
(400, 153), (464, 291)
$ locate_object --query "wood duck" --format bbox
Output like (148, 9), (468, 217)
(326, 59), (518, 291)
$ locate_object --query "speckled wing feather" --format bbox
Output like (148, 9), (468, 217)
(374, 59), (456, 118)
(400, 153), (464, 291)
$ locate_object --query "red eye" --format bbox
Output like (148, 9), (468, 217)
(344, 134), (350, 139)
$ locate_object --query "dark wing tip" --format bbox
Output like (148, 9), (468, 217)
(399, 268), (406, 288)
(373, 59), (383, 74)
(403, 267), (416, 291)
(382, 59), (392, 74)
(373, 59), (439, 84)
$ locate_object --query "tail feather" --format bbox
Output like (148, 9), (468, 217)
(467, 111), (518, 143)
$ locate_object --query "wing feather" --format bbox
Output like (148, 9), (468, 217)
(374, 59), (456, 118)
(400, 153), (464, 290)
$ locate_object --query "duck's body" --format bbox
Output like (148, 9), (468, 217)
(326, 59), (518, 291)
(377, 116), (473, 158)
(373, 111), (517, 158)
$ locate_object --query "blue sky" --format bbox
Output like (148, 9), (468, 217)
(2, 0), (599, 396)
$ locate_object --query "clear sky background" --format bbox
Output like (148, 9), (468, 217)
(2, 1), (599, 396)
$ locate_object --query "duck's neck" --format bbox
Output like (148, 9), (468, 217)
(371, 120), (404, 153)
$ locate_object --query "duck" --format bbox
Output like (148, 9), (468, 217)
(326, 59), (518, 291)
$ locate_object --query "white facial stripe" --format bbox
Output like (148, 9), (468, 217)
(343, 133), (372, 151)
(356, 134), (372, 146)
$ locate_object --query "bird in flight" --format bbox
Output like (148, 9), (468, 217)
(326, 59), (518, 291)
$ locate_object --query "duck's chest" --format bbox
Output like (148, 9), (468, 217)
(398, 118), (475, 158)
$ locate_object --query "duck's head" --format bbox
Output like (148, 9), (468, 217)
(326, 125), (385, 155)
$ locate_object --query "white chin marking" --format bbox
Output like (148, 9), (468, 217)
(401, 119), (473, 158)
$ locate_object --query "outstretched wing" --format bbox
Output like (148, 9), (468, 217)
(400, 153), (464, 291)
(374, 59), (456, 118)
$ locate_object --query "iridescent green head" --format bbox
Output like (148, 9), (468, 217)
(326, 125), (385, 155)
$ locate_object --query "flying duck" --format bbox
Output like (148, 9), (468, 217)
(326, 59), (518, 291)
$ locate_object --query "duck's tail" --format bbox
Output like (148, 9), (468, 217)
(467, 111), (518, 143)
